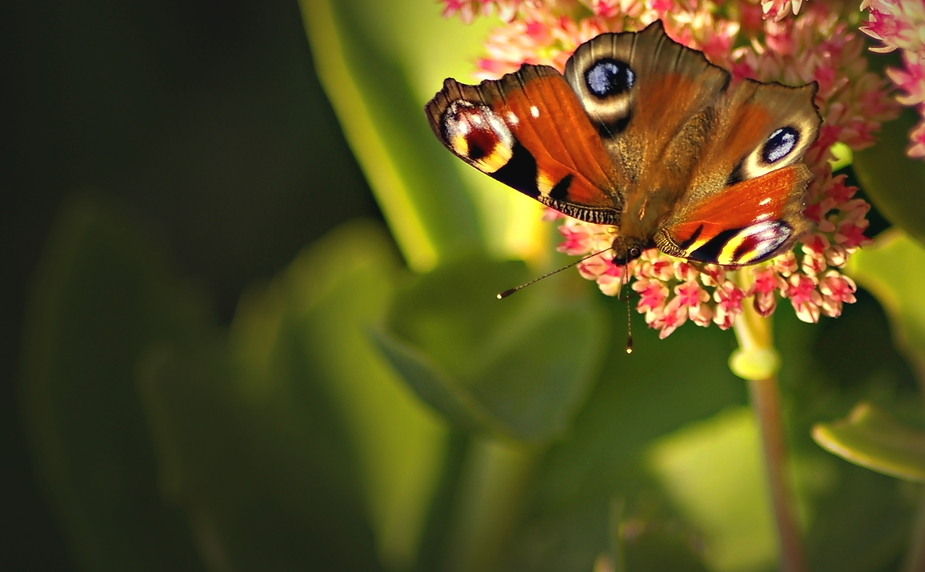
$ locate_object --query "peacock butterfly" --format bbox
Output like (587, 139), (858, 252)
(425, 21), (822, 267)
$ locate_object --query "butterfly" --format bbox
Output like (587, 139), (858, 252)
(425, 21), (822, 267)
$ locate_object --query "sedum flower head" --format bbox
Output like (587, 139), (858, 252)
(442, 0), (899, 338)
(861, 0), (925, 158)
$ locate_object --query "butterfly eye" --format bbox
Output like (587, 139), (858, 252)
(629, 247), (641, 260)
(585, 59), (636, 98)
(762, 126), (799, 164)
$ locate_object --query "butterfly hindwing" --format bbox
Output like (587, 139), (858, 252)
(656, 164), (813, 264)
(657, 79), (821, 265)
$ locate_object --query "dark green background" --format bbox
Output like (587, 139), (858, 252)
(5, 1), (379, 568)
(6, 2), (925, 571)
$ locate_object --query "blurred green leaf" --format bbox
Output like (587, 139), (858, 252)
(848, 229), (925, 383)
(854, 108), (925, 247)
(380, 254), (608, 443)
(137, 343), (384, 572)
(813, 403), (925, 482)
(140, 220), (448, 571)
(21, 196), (208, 572)
(278, 221), (449, 570)
(804, 461), (912, 572)
(300, 0), (552, 266)
(494, 306), (747, 572)
(299, 0), (487, 270)
(372, 327), (501, 435)
(529, 312), (747, 513)
(647, 407), (776, 572)
(424, 436), (539, 572)
(621, 521), (710, 572)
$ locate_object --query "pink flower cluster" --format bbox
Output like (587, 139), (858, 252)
(760, 0), (805, 22)
(441, 0), (901, 337)
(441, 0), (522, 24)
(861, 0), (925, 158)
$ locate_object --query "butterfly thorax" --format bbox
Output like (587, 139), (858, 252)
(610, 189), (667, 264)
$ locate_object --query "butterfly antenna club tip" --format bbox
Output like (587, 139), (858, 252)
(495, 248), (612, 300)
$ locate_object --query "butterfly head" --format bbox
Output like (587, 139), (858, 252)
(610, 235), (650, 266)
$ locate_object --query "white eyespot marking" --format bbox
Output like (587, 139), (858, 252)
(530, 105), (540, 118)
(505, 111), (519, 125)
(718, 221), (792, 265)
(566, 55), (637, 132)
(442, 100), (514, 174)
(585, 58), (635, 98)
(762, 127), (799, 164)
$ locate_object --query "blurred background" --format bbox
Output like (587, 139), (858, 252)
(5, 0), (379, 569)
(5, 1), (925, 571)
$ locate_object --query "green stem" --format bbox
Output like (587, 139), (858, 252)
(747, 375), (807, 572)
(732, 300), (807, 572)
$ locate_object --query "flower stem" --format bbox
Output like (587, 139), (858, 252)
(732, 300), (807, 572)
(747, 374), (807, 572)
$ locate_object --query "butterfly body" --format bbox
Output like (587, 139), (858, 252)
(426, 21), (821, 266)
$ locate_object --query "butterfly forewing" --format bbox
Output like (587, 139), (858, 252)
(564, 21), (730, 193)
(426, 69), (624, 225)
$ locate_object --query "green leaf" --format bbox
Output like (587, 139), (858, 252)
(21, 196), (208, 572)
(299, 0), (552, 266)
(381, 253), (608, 443)
(647, 407), (776, 572)
(139, 220), (448, 571)
(299, 0), (487, 269)
(137, 343), (385, 572)
(853, 108), (925, 247)
(279, 221), (450, 570)
(371, 327), (502, 435)
(848, 229), (925, 383)
(812, 402), (925, 482)
(496, 308), (749, 572)
(804, 461), (912, 572)
(529, 311), (747, 513)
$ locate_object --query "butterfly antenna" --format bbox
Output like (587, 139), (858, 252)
(622, 263), (633, 354)
(497, 248), (611, 299)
